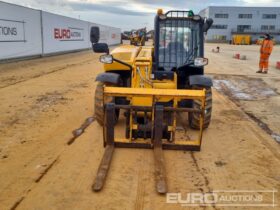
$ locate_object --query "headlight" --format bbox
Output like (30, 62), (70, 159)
(192, 15), (201, 21)
(100, 55), (113, 64)
(194, 57), (208, 67)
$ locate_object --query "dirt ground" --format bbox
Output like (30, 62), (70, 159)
(0, 43), (280, 210)
(206, 43), (280, 141)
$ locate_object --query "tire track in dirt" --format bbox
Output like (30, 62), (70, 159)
(190, 152), (218, 210)
(247, 123), (280, 161)
(6, 90), (280, 210)
(9, 156), (60, 210)
(9, 197), (25, 210)
(34, 156), (60, 183)
(0, 52), (98, 209)
(0, 59), (92, 89)
(245, 112), (280, 143)
(0, 81), (92, 148)
(0, 51), (101, 210)
(134, 153), (147, 210)
(7, 115), (97, 210)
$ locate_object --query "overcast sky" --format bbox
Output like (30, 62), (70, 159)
(4, 0), (280, 31)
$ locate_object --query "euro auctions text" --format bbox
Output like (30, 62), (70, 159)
(54, 27), (84, 41)
(167, 190), (277, 207)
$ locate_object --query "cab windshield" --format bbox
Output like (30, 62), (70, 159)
(158, 19), (201, 70)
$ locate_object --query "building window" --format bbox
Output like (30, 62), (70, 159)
(237, 25), (251, 32)
(215, 13), (229, 18)
(238, 14), (252, 19)
(213, 35), (227, 40)
(262, 14), (277, 19)
(211, 25), (228, 29)
(261, 25), (275, 30)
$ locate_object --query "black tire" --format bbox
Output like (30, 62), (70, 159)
(189, 86), (212, 129)
(94, 82), (119, 126)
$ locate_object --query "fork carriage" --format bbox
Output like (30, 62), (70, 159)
(93, 87), (206, 193)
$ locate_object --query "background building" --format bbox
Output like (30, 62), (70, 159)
(199, 6), (280, 43)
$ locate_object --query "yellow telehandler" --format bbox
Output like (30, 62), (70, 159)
(129, 27), (147, 46)
(90, 9), (213, 194)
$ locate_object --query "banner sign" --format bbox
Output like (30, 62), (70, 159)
(0, 19), (25, 42)
(54, 27), (84, 41)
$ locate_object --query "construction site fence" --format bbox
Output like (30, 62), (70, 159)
(0, 1), (121, 61)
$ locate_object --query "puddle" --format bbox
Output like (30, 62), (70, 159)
(213, 80), (254, 100)
(213, 76), (277, 101)
(260, 89), (276, 96)
(213, 75), (280, 144)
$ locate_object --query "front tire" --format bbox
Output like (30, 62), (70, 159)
(189, 86), (212, 129)
(94, 82), (119, 126)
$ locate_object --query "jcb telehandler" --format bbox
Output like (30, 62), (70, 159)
(90, 9), (213, 194)
(129, 27), (147, 46)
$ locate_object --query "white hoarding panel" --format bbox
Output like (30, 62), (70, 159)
(0, 2), (42, 60)
(99, 25), (109, 43)
(89, 23), (121, 46)
(0, 2), (121, 60)
(108, 27), (121, 45)
(42, 12), (89, 54)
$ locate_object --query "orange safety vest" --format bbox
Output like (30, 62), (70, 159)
(260, 39), (273, 55)
(259, 39), (273, 70)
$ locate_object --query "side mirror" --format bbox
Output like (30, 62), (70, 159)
(92, 43), (109, 54)
(203, 18), (213, 33)
(90, 27), (100, 44)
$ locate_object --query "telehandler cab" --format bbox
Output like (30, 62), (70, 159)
(90, 9), (213, 194)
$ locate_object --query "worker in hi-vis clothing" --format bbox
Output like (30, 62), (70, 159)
(257, 34), (273, 74)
